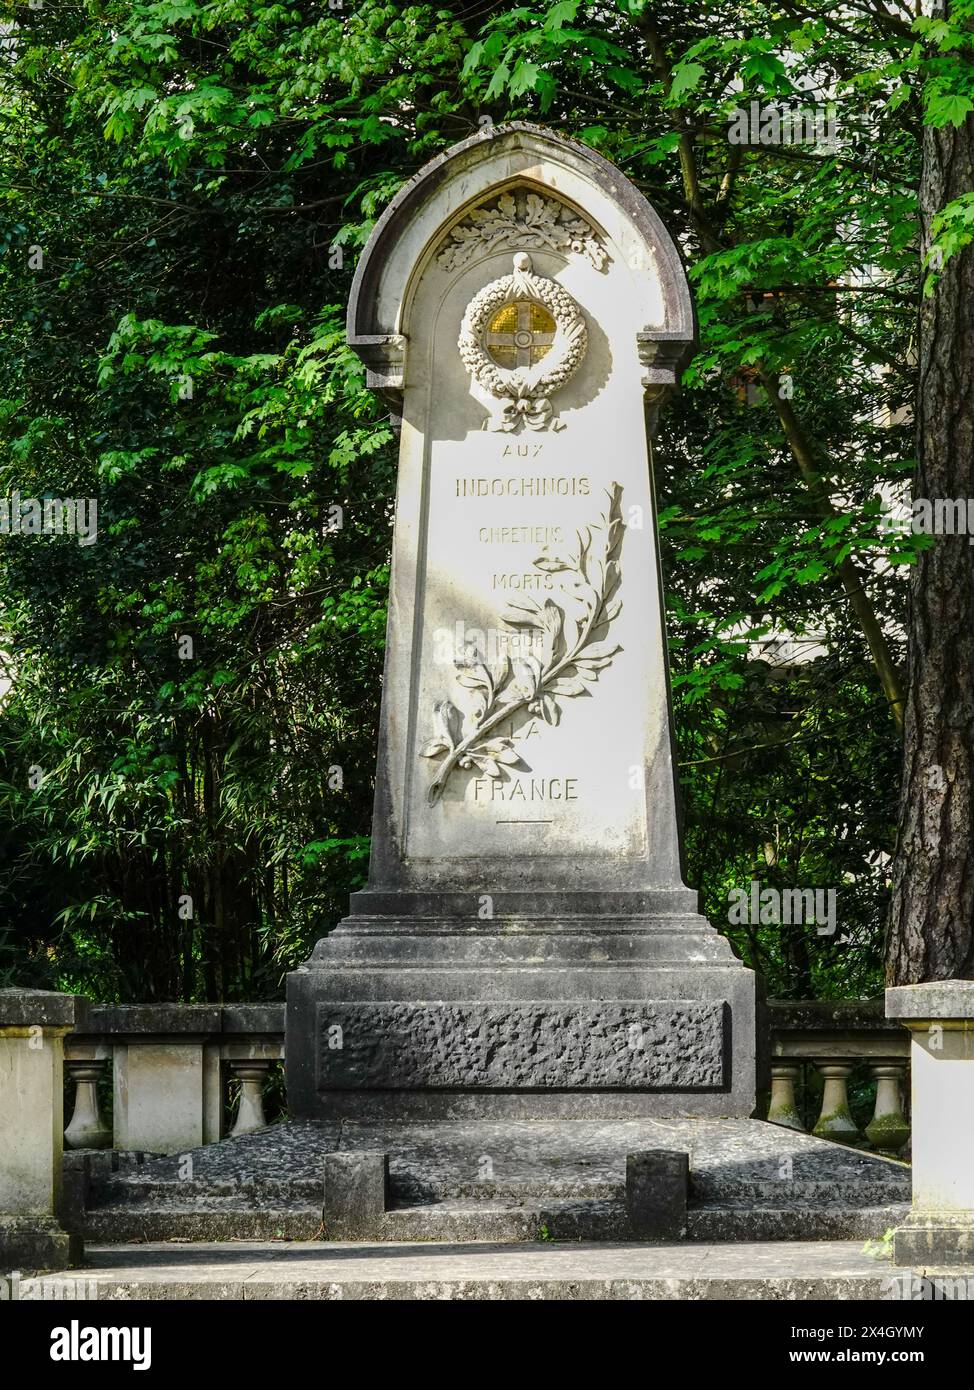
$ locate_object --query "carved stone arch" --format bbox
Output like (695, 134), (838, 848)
(346, 123), (696, 412)
(431, 179), (612, 277)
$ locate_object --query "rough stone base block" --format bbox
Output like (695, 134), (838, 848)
(323, 1152), (389, 1239)
(319, 1001), (724, 1091)
(893, 1212), (974, 1267)
(287, 908), (756, 1122)
(626, 1150), (688, 1239)
(0, 1216), (81, 1274)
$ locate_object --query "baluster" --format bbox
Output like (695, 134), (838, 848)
(64, 1058), (112, 1150)
(229, 1059), (273, 1137)
(768, 1061), (805, 1130)
(864, 1062), (910, 1155)
(812, 1060), (860, 1144)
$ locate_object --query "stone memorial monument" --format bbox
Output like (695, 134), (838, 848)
(287, 123), (756, 1125)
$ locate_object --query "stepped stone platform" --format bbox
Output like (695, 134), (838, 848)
(81, 1118), (910, 1245)
(42, 1239), (939, 1301)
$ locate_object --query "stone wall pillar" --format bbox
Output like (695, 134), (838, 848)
(104, 1005), (221, 1154)
(887, 980), (974, 1265)
(0, 988), (86, 1272)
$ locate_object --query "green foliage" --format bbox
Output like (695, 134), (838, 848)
(1, 0), (968, 1002)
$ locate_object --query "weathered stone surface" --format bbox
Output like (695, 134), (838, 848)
(316, 1001), (724, 1091)
(69, 1002), (285, 1038)
(1, 1036), (63, 1212)
(84, 1003), (220, 1035)
(888, 981), (974, 1266)
(220, 1004), (286, 1035)
(0, 1217), (80, 1274)
(0, 987), (86, 1030)
(345, 124), (696, 894)
(322, 1152), (389, 1239)
(893, 1213), (974, 1267)
(40, 1238), (954, 1302)
(80, 1116), (911, 1245)
(60, 1152), (91, 1237)
(626, 1150), (688, 1239)
(887, 979), (974, 1020)
(0, 997), (76, 1272)
(113, 1041), (208, 1154)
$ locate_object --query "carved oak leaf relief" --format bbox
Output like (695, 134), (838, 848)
(437, 190), (610, 274)
(421, 483), (625, 805)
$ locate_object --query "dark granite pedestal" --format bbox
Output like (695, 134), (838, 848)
(286, 889), (755, 1124)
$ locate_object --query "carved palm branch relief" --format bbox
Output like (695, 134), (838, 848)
(421, 482), (625, 805)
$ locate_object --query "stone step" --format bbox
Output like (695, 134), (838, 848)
(51, 1238), (938, 1302)
(688, 1204), (910, 1243)
(317, 924), (733, 968)
(92, 1168), (909, 1212)
(84, 1197), (911, 1246)
(84, 1207), (324, 1243)
(81, 1117), (912, 1246)
(689, 1177), (910, 1206)
(93, 1177), (326, 1207)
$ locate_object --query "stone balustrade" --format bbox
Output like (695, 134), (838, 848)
(63, 1003), (284, 1156)
(0, 984), (945, 1280)
(764, 999), (911, 1154)
(0, 988), (934, 1274)
(57, 996), (911, 1160)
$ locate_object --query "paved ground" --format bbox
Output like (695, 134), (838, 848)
(18, 1239), (959, 1300)
(83, 1117), (911, 1244)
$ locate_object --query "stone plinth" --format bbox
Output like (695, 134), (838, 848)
(287, 124), (755, 1124)
(0, 988), (86, 1271)
(887, 980), (974, 1265)
(97, 1006), (222, 1153)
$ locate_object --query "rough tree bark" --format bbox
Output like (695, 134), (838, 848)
(886, 95), (974, 983)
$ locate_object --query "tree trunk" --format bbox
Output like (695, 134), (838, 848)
(886, 97), (974, 983)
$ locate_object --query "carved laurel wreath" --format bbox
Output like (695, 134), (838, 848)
(458, 252), (587, 433)
(421, 483), (624, 805)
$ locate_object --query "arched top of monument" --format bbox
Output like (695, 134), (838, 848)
(346, 122), (696, 400)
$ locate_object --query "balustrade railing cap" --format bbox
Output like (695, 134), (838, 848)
(886, 980), (974, 1022)
(220, 1004), (285, 1034)
(74, 1002), (286, 1037)
(0, 987), (88, 1030)
(83, 1003), (222, 1035)
(768, 998), (893, 1030)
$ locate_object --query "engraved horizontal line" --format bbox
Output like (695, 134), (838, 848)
(495, 818), (553, 824)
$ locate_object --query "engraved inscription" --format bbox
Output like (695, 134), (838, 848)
(473, 776), (578, 801)
(419, 483), (625, 804)
(457, 477), (590, 497)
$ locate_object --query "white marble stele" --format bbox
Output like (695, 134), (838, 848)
(286, 124), (755, 1123)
